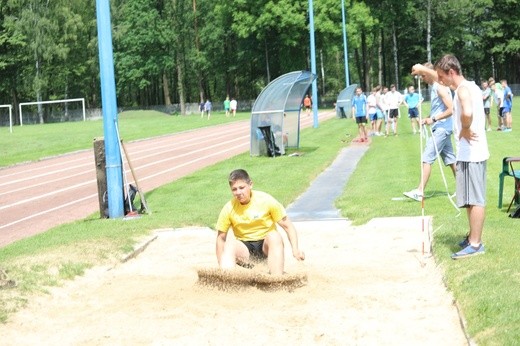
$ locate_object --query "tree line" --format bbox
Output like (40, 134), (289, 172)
(0, 0), (518, 121)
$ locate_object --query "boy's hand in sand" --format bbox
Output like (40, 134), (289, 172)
(293, 249), (305, 261)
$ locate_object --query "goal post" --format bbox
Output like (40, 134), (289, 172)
(19, 98), (86, 126)
(0, 104), (13, 133)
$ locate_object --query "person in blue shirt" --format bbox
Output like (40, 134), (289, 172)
(203, 99), (212, 120)
(403, 85), (422, 134)
(351, 87), (368, 142)
(501, 79), (513, 132)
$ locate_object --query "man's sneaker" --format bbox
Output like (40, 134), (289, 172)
(458, 236), (469, 248)
(451, 244), (485, 259)
(403, 189), (423, 202)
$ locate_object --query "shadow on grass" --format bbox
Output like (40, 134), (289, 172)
(286, 146), (319, 155)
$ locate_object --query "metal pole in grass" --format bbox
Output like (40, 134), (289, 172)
(96, 0), (124, 218)
(341, 0), (350, 87)
(417, 76), (427, 256)
(308, 0), (319, 128)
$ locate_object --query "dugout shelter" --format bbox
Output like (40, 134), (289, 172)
(336, 84), (357, 118)
(250, 70), (317, 157)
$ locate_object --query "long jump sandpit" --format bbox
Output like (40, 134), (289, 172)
(0, 218), (468, 345)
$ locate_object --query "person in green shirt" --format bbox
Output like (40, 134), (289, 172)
(223, 97), (231, 117)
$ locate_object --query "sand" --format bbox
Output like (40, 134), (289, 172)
(0, 218), (469, 345)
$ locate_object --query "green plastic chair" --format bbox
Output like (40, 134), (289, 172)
(498, 157), (520, 209)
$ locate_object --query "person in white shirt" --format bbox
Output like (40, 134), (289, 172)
(375, 85), (386, 136)
(413, 54), (489, 259)
(481, 80), (492, 131)
(230, 98), (238, 117)
(385, 84), (403, 136)
(367, 87), (378, 136)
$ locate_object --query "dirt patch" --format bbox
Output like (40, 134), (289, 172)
(0, 218), (468, 345)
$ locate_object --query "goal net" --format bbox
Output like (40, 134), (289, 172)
(0, 105), (13, 133)
(19, 98), (86, 125)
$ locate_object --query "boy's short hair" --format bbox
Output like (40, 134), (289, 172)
(434, 54), (462, 74)
(229, 169), (251, 185)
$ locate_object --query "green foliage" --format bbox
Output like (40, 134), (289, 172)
(0, 0), (519, 109)
(114, 0), (167, 92)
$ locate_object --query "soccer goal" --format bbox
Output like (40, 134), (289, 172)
(0, 104), (13, 133)
(18, 98), (86, 126)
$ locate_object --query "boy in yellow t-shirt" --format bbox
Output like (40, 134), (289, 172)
(215, 169), (305, 275)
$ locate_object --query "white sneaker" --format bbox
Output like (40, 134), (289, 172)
(403, 189), (423, 202)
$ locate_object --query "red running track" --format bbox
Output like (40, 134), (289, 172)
(0, 111), (335, 247)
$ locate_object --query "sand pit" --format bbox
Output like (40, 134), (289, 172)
(0, 219), (468, 345)
(197, 267), (308, 291)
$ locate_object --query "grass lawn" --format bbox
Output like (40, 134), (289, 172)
(1, 106), (519, 344)
(336, 102), (520, 345)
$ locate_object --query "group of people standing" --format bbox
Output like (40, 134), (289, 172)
(353, 55), (492, 260)
(351, 83), (422, 141)
(481, 78), (513, 132)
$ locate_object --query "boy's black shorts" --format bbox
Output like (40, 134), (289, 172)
(241, 239), (267, 260)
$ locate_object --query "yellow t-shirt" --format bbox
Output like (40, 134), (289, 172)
(215, 190), (286, 241)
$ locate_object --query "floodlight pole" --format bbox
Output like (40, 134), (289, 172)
(96, 0), (124, 218)
(341, 0), (350, 87)
(308, 0), (319, 128)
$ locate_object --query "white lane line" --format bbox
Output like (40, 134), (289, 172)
(0, 135), (248, 212)
(114, 127), (248, 162)
(0, 179), (96, 211)
(0, 122), (250, 179)
(0, 170), (95, 198)
(0, 126), (247, 186)
(130, 135), (249, 172)
(0, 131), (247, 200)
(140, 142), (249, 181)
(0, 113), (324, 184)
(0, 155), (91, 179)
(0, 141), (249, 229)
(0, 193), (98, 230)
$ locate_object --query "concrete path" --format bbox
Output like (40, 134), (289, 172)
(287, 145), (369, 220)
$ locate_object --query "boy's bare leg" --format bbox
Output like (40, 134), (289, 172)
(263, 231), (285, 275)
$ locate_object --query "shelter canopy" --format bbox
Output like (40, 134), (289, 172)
(335, 84), (357, 118)
(250, 71), (316, 156)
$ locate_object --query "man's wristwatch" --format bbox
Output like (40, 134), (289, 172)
(432, 116), (437, 123)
